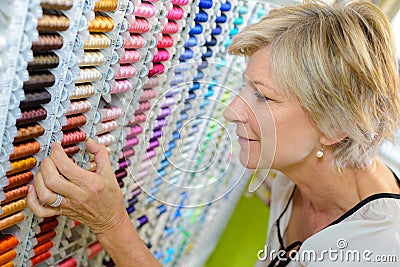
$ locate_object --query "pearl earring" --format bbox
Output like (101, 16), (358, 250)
(316, 145), (325, 158)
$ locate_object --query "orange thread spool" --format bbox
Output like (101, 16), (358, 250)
(0, 261), (14, 267)
(0, 236), (19, 255)
(7, 157), (37, 176)
(0, 213), (24, 231)
(10, 141), (41, 161)
(0, 250), (16, 266)
(4, 171), (33, 190)
(1, 186), (28, 205)
(37, 14), (70, 32)
(33, 241), (53, 257)
(94, 0), (119, 11)
(35, 230), (56, 246)
(84, 34), (110, 50)
(0, 199), (27, 219)
(88, 16), (114, 33)
(30, 251), (51, 266)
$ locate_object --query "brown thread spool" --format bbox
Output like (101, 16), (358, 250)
(10, 141), (41, 161)
(37, 14), (70, 32)
(35, 230), (56, 247)
(19, 90), (51, 109)
(88, 16), (115, 33)
(31, 34), (64, 51)
(4, 172), (34, 190)
(14, 124), (45, 143)
(23, 72), (56, 91)
(0, 249), (17, 265)
(38, 218), (59, 233)
(0, 212), (24, 231)
(63, 145), (80, 156)
(84, 34), (110, 50)
(41, 0), (73, 10)
(28, 53), (59, 70)
(1, 186), (28, 205)
(6, 157), (37, 176)
(62, 114), (87, 131)
(94, 0), (118, 11)
(0, 199), (27, 219)
(16, 108), (47, 126)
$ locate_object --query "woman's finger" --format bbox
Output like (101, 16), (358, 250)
(86, 138), (112, 175)
(34, 171), (62, 207)
(40, 158), (85, 198)
(49, 142), (93, 184)
(27, 184), (59, 218)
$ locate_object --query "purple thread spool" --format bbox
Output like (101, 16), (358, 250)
(155, 118), (167, 129)
(148, 140), (159, 150)
(157, 107), (171, 119)
(152, 129), (162, 139)
(124, 137), (139, 148)
(122, 148), (135, 158)
(136, 215), (148, 228)
(131, 188), (141, 198)
(146, 150), (156, 159)
(119, 159), (131, 169)
(115, 170), (127, 179)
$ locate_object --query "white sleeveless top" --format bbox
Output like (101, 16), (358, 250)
(256, 172), (400, 266)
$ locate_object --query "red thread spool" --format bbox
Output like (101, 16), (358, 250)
(0, 236), (19, 255)
(62, 114), (87, 131)
(0, 250), (16, 265)
(5, 171), (33, 190)
(157, 35), (174, 48)
(58, 257), (77, 267)
(35, 230), (56, 246)
(33, 241), (53, 257)
(152, 50), (170, 62)
(162, 21), (179, 34)
(134, 101), (151, 114)
(128, 18), (150, 33)
(0, 213), (24, 231)
(30, 251), (51, 266)
(10, 141), (41, 161)
(38, 218), (59, 233)
(148, 63), (165, 76)
(61, 129), (87, 147)
(86, 242), (103, 259)
(166, 6), (184, 20)
(1, 186), (28, 205)
(63, 145), (80, 156)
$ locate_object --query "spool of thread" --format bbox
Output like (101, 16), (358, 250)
(58, 257), (77, 267)
(28, 53), (59, 70)
(66, 100), (92, 116)
(114, 65), (137, 79)
(148, 63), (165, 76)
(211, 26), (222, 35)
(70, 84), (96, 99)
(38, 218), (59, 233)
(14, 124), (45, 143)
(0, 250), (17, 266)
(115, 170), (127, 179)
(64, 145), (80, 156)
(74, 68), (101, 84)
(124, 137), (139, 149)
(184, 36), (198, 47)
(10, 141), (40, 161)
(162, 21), (179, 34)
(118, 159), (131, 169)
(142, 77), (159, 89)
(88, 16), (115, 33)
(167, 6), (184, 20)
(31, 34), (63, 51)
(171, 0), (189, 5)
(0, 200), (26, 219)
(7, 157), (37, 176)
(152, 50), (170, 62)
(61, 129), (87, 147)
(97, 133), (116, 146)
(62, 114), (87, 131)
(0, 213), (24, 231)
(5, 172), (33, 190)
(134, 101), (151, 114)
(215, 14), (227, 23)
(86, 242), (103, 259)
(24, 71), (56, 90)
(33, 241), (53, 257)
(152, 129), (162, 139)
(30, 251), (51, 266)
(97, 120), (118, 135)
(119, 50), (141, 64)
(94, 0), (119, 11)
(40, 0), (73, 10)
(128, 18), (150, 33)
(35, 230), (56, 246)
(110, 80), (132, 94)
(157, 35), (174, 48)
(135, 215), (148, 228)
(189, 24), (203, 35)
(37, 14), (70, 32)
(124, 35), (145, 49)
(134, 3), (156, 18)
(84, 34), (111, 50)
(139, 89), (156, 102)
(78, 51), (106, 67)
(0, 236), (19, 255)
(98, 107), (122, 122)
(220, 1), (232, 11)
(199, 0), (213, 8)
(128, 113), (146, 124)
(20, 90), (51, 109)
(194, 11), (208, 22)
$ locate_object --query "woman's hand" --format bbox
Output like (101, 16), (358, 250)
(27, 139), (127, 235)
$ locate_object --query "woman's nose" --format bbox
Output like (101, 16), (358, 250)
(223, 94), (249, 123)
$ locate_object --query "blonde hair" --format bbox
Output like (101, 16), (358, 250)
(229, 0), (400, 169)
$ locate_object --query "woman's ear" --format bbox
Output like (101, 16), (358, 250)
(319, 133), (347, 146)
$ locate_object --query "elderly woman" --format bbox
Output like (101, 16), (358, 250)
(27, 1), (400, 266)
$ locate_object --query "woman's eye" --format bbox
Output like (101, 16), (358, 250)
(254, 92), (274, 102)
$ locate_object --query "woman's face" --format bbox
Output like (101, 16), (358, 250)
(223, 47), (321, 170)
